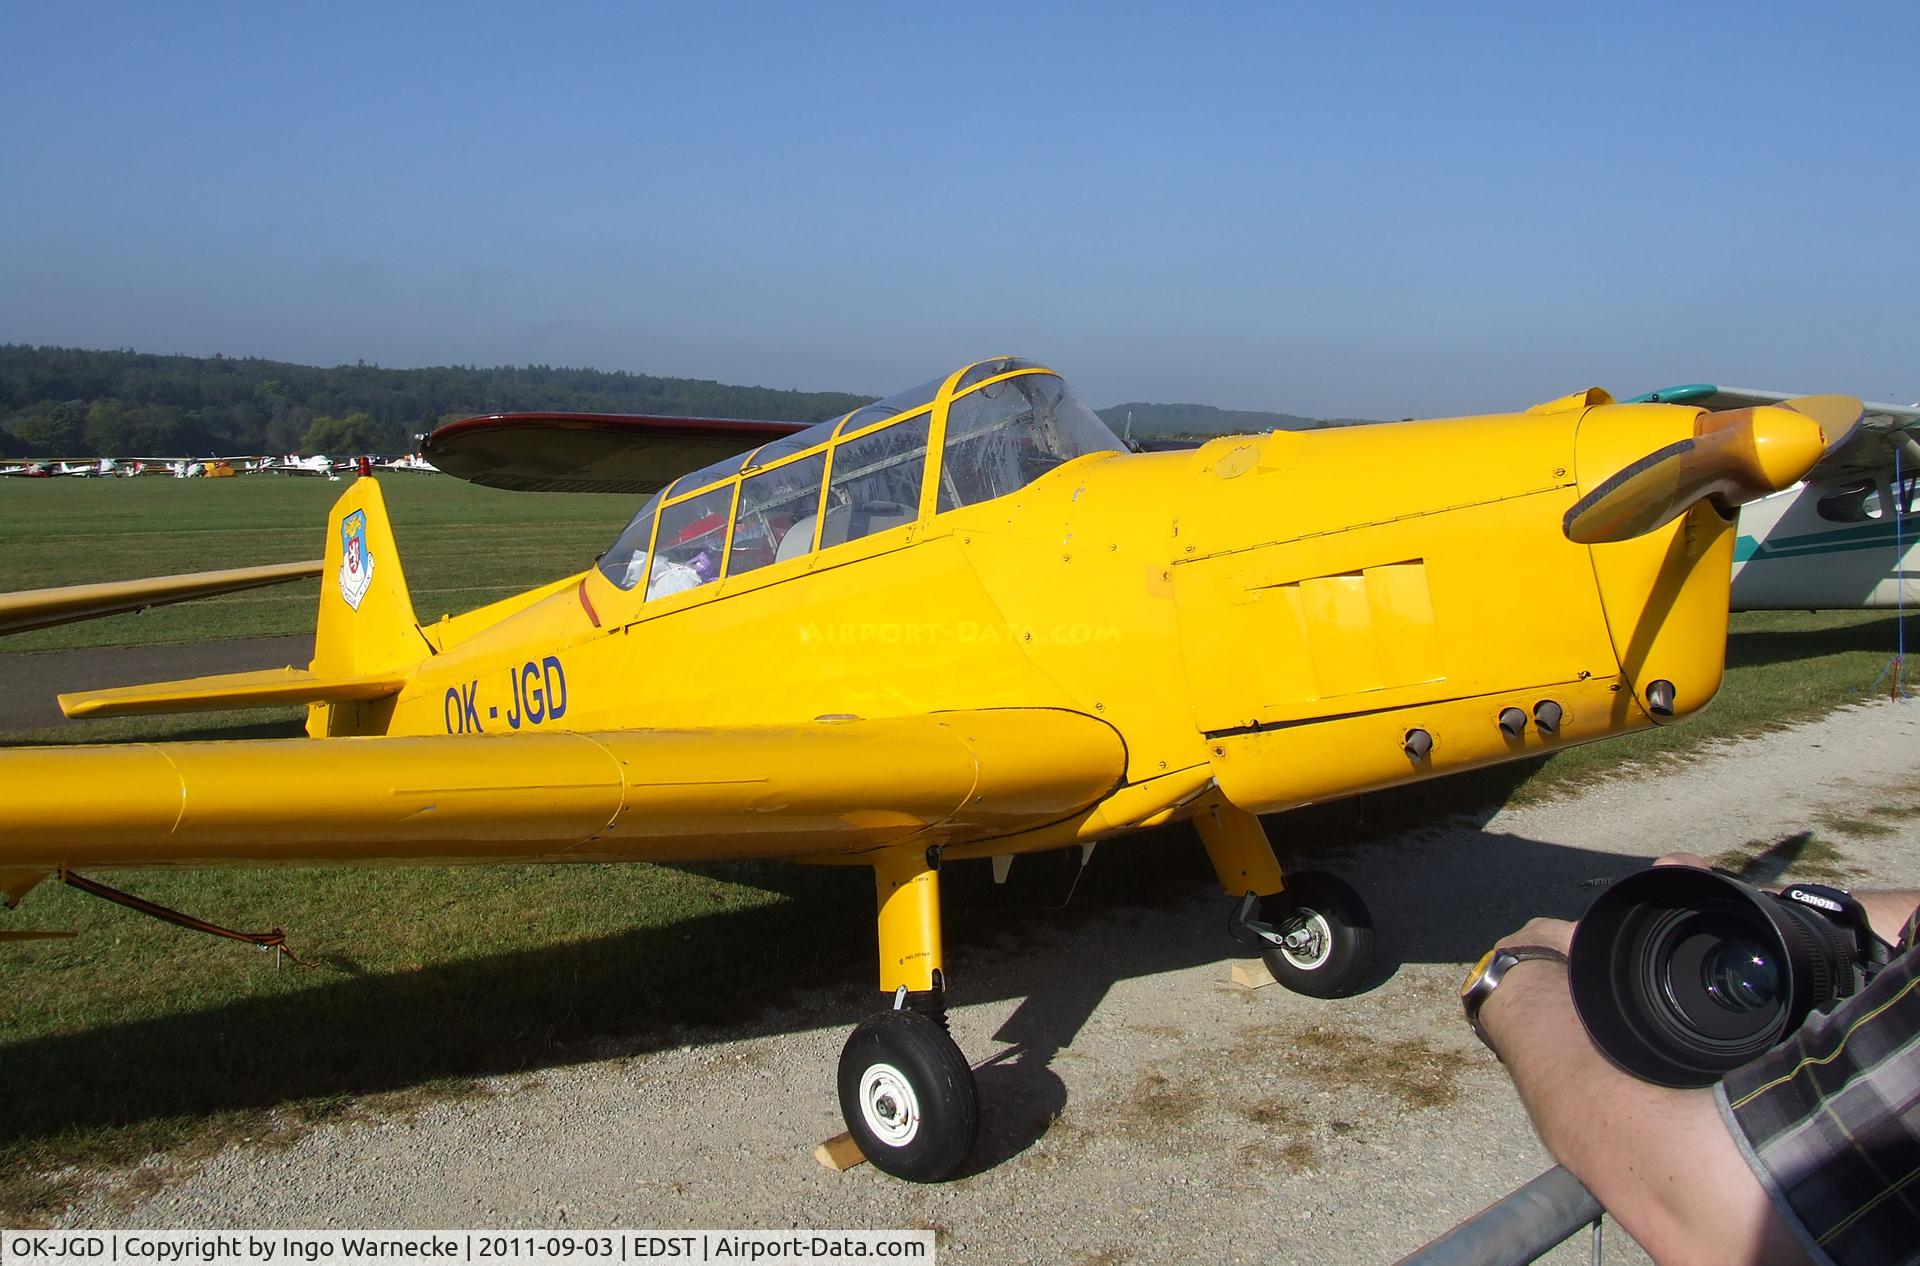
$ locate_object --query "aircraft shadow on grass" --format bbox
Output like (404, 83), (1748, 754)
(3, 759), (1663, 1173)
(0, 617), (1866, 1170)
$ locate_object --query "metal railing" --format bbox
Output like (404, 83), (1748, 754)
(1393, 1166), (1605, 1266)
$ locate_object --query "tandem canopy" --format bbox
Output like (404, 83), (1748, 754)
(595, 357), (1124, 599)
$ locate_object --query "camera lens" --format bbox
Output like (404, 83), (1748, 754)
(1701, 938), (1780, 1012)
(1633, 908), (1788, 1054)
(1569, 868), (1859, 1086)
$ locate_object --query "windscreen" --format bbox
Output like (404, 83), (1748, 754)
(599, 487), (670, 589)
(937, 371), (1121, 512)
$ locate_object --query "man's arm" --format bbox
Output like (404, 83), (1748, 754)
(1855, 889), (1920, 946)
(1477, 917), (1813, 1266)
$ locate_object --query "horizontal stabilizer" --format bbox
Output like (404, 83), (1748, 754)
(0, 560), (323, 636)
(59, 666), (409, 719)
(1564, 401), (1846, 545)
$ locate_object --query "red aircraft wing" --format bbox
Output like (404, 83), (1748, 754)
(422, 412), (811, 494)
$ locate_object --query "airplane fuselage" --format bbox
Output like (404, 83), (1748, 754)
(336, 391), (1736, 863)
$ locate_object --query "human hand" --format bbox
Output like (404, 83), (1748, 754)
(1495, 916), (1575, 959)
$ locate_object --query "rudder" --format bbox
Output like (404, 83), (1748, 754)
(309, 478), (431, 735)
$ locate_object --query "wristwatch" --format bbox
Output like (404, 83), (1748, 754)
(1461, 944), (1568, 1052)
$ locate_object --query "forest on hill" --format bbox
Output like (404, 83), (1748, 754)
(1096, 400), (1319, 438)
(0, 345), (1367, 458)
(0, 346), (872, 458)
(1095, 400), (1379, 438)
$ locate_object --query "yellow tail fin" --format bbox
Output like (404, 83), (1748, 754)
(309, 479), (432, 735)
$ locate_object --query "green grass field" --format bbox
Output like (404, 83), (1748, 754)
(0, 476), (1914, 1221)
(1, 475), (635, 651)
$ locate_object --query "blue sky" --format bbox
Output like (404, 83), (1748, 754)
(2, 2), (1912, 417)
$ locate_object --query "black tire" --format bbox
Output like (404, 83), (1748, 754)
(837, 1009), (979, 1181)
(1257, 871), (1375, 998)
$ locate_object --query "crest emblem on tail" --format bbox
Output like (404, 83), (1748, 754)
(337, 509), (375, 610)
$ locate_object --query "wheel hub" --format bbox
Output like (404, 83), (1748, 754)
(858, 1061), (921, 1147)
(1278, 911), (1333, 970)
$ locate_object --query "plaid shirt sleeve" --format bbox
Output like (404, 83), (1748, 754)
(1715, 903), (1920, 1266)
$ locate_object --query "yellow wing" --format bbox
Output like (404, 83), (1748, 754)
(0, 560), (323, 636)
(0, 709), (1124, 872)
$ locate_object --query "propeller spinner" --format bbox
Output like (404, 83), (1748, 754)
(1563, 396), (1858, 546)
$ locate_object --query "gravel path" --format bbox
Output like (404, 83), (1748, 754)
(0, 636), (311, 732)
(47, 699), (1920, 1264)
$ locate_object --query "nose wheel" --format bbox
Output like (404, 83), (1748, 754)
(837, 1008), (978, 1181)
(1236, 870), (1375, 997)
(1198, 802), (1377, 999)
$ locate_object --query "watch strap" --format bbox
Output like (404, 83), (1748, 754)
(1463, 944), (1568, 1051)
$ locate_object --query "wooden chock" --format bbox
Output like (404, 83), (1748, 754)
(1231, 958), (1277, 990)
(813, 1131), (868, 1172)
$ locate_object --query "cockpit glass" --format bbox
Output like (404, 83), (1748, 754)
(746, 433), (813, 470)
(1816, 480), (1881, 523)
(595, 360), (1112, 594)
(836, 374), (944, 436)
(953, 357), (1031, 394)
(681, 451), (751, 490)
(936, 372), (1121, 512)
(821, 413), (932, 547)
(732, 450), (828, 576)
(646, 485), (734, 599)
(598, 485), (671, 590)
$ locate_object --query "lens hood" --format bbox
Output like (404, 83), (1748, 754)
(1569, 867), (1855, 1086)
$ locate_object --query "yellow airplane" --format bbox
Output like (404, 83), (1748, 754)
(0, 357), (1851, 1181)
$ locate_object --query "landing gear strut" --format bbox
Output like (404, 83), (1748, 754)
(1198, 800), (1375, 998)
(840, 846), (978, 1181)
(836, 806), (1376, 1180)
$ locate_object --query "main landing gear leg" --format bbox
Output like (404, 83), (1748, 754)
(838, 845), (978, 1181)
(1196, 800), (1375, 998)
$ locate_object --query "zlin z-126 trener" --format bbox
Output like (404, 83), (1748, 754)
(0, 358), (1851, 1180)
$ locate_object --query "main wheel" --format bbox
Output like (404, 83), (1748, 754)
(837, 1009), (979, 1181)
(1257, 871), (1375, 998)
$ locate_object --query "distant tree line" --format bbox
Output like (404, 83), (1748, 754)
(0, 345), (873, 459)
(1095, 400), (1378, 440)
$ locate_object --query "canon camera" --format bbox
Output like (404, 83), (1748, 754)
(1568, 866), (1890, 1086)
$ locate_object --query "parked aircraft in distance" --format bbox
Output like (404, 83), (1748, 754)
(0, 360), (1850, 1180)
(262, 454), (340, 479)
(376, 453), (439, 474)
(1, 458), (124, 477)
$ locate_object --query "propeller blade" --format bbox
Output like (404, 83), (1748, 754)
(1773, 394), (1865, 460)
(1564, 401), (1847, 545)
